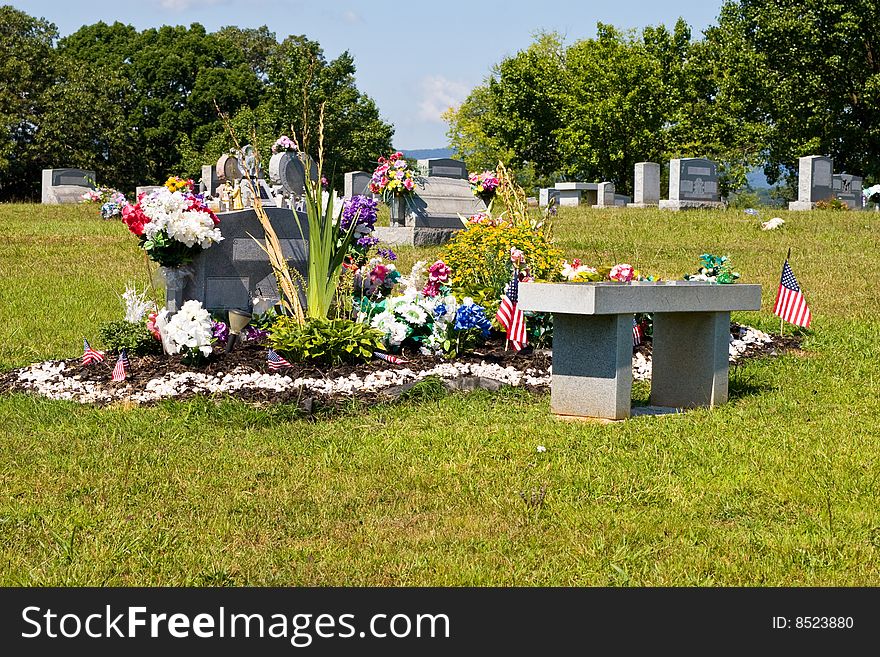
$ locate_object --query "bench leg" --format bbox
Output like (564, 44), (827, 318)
(551, 313), (633, 420)
(650, 311), (730, 409)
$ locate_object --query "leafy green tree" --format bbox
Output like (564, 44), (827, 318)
(0, 5), (57, 199)
(710, 0), (880, 183)
(444, 82), (514, 174)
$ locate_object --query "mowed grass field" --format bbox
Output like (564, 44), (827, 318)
(1, 202), (879, 586)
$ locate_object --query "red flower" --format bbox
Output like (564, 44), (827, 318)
(122, 203), (149, 236)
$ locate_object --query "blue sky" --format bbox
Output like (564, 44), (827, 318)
(14, 0), (723, 149)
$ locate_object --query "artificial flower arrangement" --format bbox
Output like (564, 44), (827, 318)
(863, 184), (880, 205)
(164, 176), (194, 193)
(80, 186), (128, 219)
(468, 170), (500, 204)
(122, 187), (223, 267)
(272, 135), (298, 153)
(355, 259), (492, 356)
(683, 254), (740, 284)
(559, 260), (642, 283)
(155, 299), (216, 364)
(341, 194), (381, 262)
(369, 152), (417, 200)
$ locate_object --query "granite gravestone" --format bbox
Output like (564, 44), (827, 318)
(417, 158), (468, 179)
(41, 168), (96, 204)
(268, 152), (318, 199)
(216, 154), (243, 182)
(833, 173), (864, 209)
(596, 182), (616, 208)
(539, 187), (560, 207)
(374, 177), (486, 246)
(554, 182), (598, 207)
(172, 206), (310, 313)
(628, 162), (661, 208)
(659, 158), (724, 210)
(135, 185), (164, 198)
(788, 155), (834, 210)
(344, 171), (372, 199)
(200, 165), (219, 197)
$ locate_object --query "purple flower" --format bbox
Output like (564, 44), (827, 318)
(243, 326), (268, 344)
(341, 195), (379, 232)
(357, 235), (379, 248)
(377, 247), (397, 261)
(212, 321), (229, 344)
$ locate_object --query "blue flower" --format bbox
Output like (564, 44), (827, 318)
(454, 301), (492, 337)
(434, 303), (447, 318)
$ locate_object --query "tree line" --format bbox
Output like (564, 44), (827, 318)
(0, 5), (394, 201)
(445, 0), (880, 196)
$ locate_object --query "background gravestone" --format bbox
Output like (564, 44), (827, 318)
(200, 165), (219, 197)
(344, 171), (372, 198)
(628, 162), (661, 208)
(135, 185), (164, 198)
(175, 206), (310, 313)
(216, 154), (242, 182)
(833, 173), (864, 209)
(788, 155), (834, 210)
(554, 182), (598, 206)
(41, 168), (95, 204)
(659, 158), (725, 210)
(596, 182), (616, 208)
(374, 177), (485, 246)
(417, 158), (467, 179)
(269, 151), (318, 198)
(539, 187), (560, 207)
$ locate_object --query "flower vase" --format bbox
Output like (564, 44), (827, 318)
(160, 266), (191, 313)
(389, 196), (407, 226)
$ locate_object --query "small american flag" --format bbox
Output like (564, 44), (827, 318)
(496, 270), (527, 351)
(632, 317), (643, 346)
(82, 338), (105, 365)
(374, 351), (408, 364)
(267, 348), (292, 370)
(773, 259), (812, 328)
(111, 349), (129, 382)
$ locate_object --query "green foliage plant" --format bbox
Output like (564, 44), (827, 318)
(268, 316), (384, 366)
(98, 320), (162, 356)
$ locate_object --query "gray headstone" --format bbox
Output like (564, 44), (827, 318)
(668, 158), (720, 202)
(200, 165), (219, 197)
(417, 158), (468, 179)
(539, 188), (560, 207)
(216, 154), (243, 182)
(344, 171), (372, 198)
(554, 182), (599, 207)
(833, 173), (864, 209)
(136, 185), (164, 199)
(788, 155), (834, 210)
(406, 176), (486, 228)
(41, 168), (96, 204)
(596, 182), (616, 207)
(176, 206), (310, 313)
(269, 151), (318, 196)
(633, 162), (660, 205)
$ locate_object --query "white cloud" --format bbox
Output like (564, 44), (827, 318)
(341, 9), (362, 24)
(158, 0), (225, 9)
(417, 76), (469, 124)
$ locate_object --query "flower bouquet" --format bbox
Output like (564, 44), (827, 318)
(683, 254), (739, 284)
(81, 186), (128, 219)
(468, 170), (500, 207)
(156, 299), (216, 364)
(271, 135), (298, 154)
(863, 184), (880, 210)
(122, 187), (223, 311)
(369, 152), (418, 225)
(164, 176), (194, 193)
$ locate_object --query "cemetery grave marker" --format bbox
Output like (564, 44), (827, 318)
(41, 168), (96, 204)
(628, 162), (661, 208)
(788, 155), (834, 210)
(659, 158), (725, 210)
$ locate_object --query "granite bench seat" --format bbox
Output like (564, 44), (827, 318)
(518, 281), (762, 420)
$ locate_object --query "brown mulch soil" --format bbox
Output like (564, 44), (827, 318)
(0, 326), (802, 411)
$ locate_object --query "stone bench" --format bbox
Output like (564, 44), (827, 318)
(517, 281), (762, 420)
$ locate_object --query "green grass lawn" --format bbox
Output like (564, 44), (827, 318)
(1, 203), (879, 585)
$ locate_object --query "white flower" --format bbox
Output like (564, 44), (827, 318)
(121, 284), (156, 323)
(398, 303), (428, 326)
(536, 445), (547, 453)
(140, 189), (223, 249)
(160, 300), (214, 356)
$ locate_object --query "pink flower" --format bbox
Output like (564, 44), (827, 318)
(510, 248), (525, 266)
(146, 312), (161, 340)
(427, 260), (451, 283)
(609, 263), (634, 282)
(403, 178), (414, 191)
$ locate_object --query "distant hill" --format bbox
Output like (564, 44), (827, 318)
(399, 148), (454, 160)
(746, 168), (771, 189)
